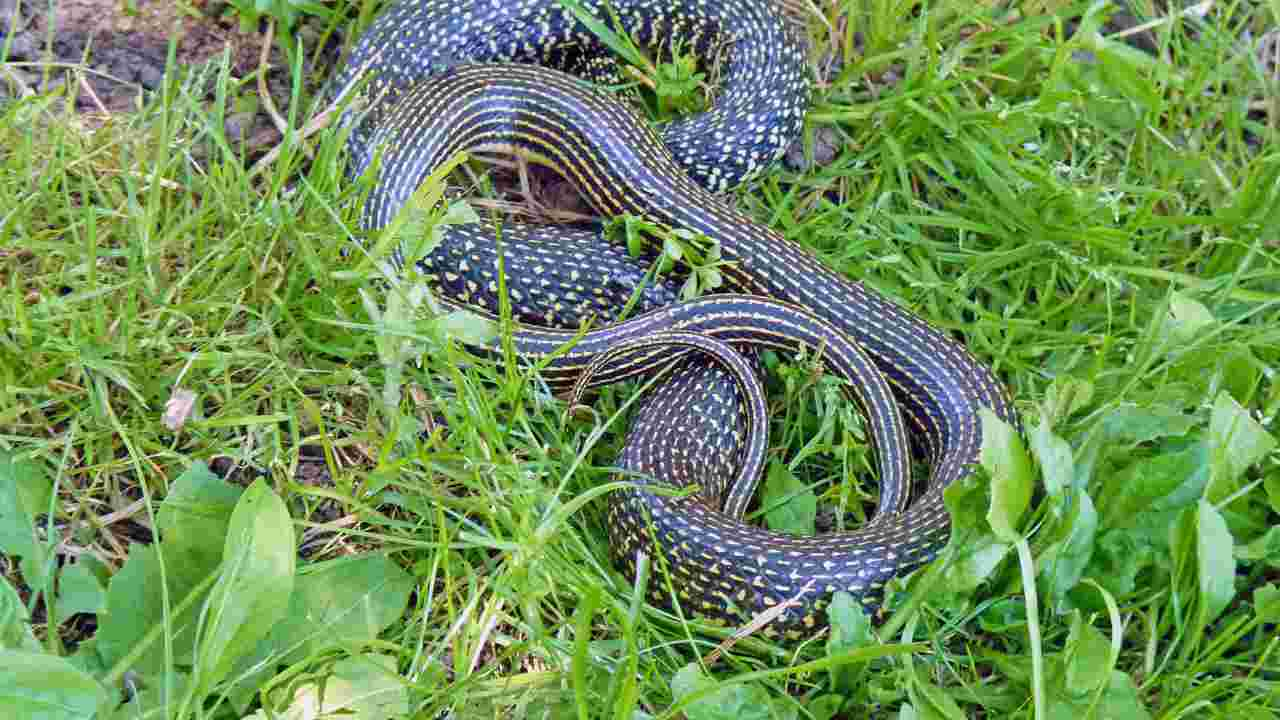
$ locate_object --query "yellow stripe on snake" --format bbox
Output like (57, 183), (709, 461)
(331, 0), (1018, 637)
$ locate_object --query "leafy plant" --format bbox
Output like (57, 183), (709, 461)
(1, 0), (1278, 717)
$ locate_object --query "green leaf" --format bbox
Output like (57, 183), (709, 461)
(1206, 392), (1276, 500)
(0, 577), (39, 651)
(1030, 422), (1075, 501)
(96, 543), (219, 674)
(1098, 444), (1208, 531)
(1047, 669), (1152, 720)
(374, 150), (470, 268)
(0, 451), (53, 587)
(1237, 525), (1280, 567)
(194, 479), (295, 693)
(96, 463), (244, 674)
(655, 54), (703, 101)
(1086, 529), (1150, 600)
(942, 458), (991, 536)
(325, 654), (408, 718)
(1063, 612), (1111, 694)
(248, 654), (407, 720)
(762, 461), (816, 535)
(436, 308), (499, 346)
(698, 266), (724, 292)
(0, 649), (111, 719)
(1266, 473), (1280, 515)
(980, 409), (1033, 541)
(935, 460), (1012, 604)
(1095, 670), (1152, 720)
(208, 550), (409, 707)
(942, 536), (1011, 597)
(264, 554), (415, 667)
(975, 598), (1027, 635)
(1218, 348), (1263, 408)
(1098, 404), (1196, 446)
(1041, 376), (1094, 426)
(670, 663), (715, 702)
(1254, 584), (1280, 623)
(906, 665), (965, 720)
(54, 558), (108, 618)
(662, 236), (684, 262)
(680, 274), (700, 301)
(808, 695), (845, 720)
(825, 592), (871, 693)
(670, 663), (780, 720)
(157, 462), (243, 573)
(1194, 500), (1235, 625)
(1040, 489), (1098, 607)
(0, 453), (51, 530)
(440, 198), (481, 226)
(1163, 292), (1215, 345)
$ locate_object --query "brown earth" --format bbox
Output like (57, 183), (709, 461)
(1, 0), (343, 145)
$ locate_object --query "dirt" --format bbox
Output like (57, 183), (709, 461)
(0, 0), (343, 145)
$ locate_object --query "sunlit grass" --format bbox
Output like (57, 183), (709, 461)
(1, 1), (1277, 718)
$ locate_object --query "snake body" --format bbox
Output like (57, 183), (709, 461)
(337, 1), (1017, 635)
(330, 0), (808, 193)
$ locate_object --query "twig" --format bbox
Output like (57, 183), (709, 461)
(702, 579), (819, 666)
(76, 71), (108, 114)
(257, 20), (303, 154)
(246, 43), (388, 178)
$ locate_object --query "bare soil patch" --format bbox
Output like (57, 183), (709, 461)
(2, 0), (341, 144)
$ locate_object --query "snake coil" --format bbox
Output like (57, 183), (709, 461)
(336, 0), (1018, 636)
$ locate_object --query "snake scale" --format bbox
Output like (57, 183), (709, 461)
(330, 0), (1018, 637)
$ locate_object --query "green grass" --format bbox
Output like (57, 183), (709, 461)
(2, 0), (1280, 718)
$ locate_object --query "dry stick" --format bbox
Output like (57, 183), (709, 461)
(245, 102), (337, 178)
(7, 60), (134, 86)
(257, 19), (312, 163)
(701, 579), (820, 667)
(468, 597), (505, 674)
(76, 71), (108, 114)
(245, 44), (388, 179)
(1108, 0), (1215, 41)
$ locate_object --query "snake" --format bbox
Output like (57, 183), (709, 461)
(331, 0), (1018, 637)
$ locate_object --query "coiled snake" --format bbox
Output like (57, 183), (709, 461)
(331, 0), (1017, 637)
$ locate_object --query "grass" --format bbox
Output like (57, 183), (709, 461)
(2, 0), (1279, 718)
